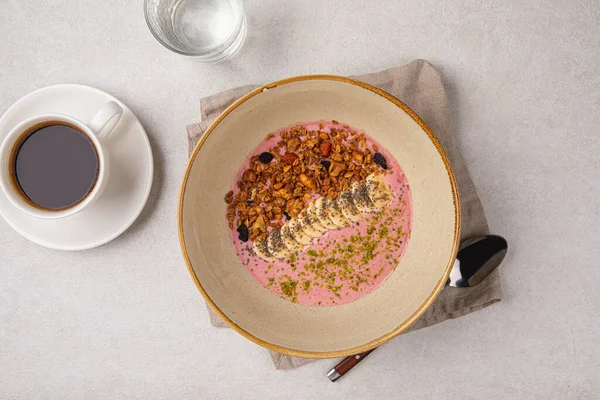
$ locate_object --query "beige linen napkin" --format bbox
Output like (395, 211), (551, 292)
(186, 59), (502, 370)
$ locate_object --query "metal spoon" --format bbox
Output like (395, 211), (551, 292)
(327, 234), (508, 382)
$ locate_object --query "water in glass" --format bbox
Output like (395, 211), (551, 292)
(145, 0), (246, 61)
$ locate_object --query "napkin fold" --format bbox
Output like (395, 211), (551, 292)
(186, 59), (501, 370)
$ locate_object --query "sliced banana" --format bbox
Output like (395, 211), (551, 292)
(267, 229), (290, 258)
(313, 197), (339, 230)
(325, 197), (350, 227)
(253, 237), (277, 261)
(351, 181), (378, 214)
(288, 218), (313, 245)
(280, 224), (303, 251)
(307, 201), (331, 232)
(337, 189), (362, 222)
(298, 209), (324, 237)
(366, 172), (393, 208)
(251, 174), (394, 261)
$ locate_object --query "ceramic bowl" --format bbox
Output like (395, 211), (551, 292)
(178, 75), (460, 358)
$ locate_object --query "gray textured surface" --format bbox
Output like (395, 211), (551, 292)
(0, 0), (598, 399)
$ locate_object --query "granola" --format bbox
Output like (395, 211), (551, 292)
(226, 121), (390, 242)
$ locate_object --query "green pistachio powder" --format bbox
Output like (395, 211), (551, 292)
(264, 204), (408, 304)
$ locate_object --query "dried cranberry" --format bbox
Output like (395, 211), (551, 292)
(320, 141), (332, 157)
(283, 152), (299, 164)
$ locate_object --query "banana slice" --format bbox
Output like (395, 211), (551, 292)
(297, 209), (324, 237)
(267, 229), (290, 258)
(325, 197), (350, 227)
(313, 197), (339, 230)
(366, 172), (394, 208)
(351, 181), (378, 214)
(253, 237), (277, 261)
(288, 218), (313, 245)
(307, 201), (331, 232)
(280, 224), (304, 251)
(337, 189), (362, 222)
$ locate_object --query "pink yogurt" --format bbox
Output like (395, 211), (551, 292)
(229, 121), (413, 306)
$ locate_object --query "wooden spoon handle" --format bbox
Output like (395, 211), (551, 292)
(327, 348), (376, 382)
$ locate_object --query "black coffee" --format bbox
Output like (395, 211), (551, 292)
(11, 123), (99, 210)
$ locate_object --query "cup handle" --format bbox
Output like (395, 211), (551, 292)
(87, 101), (123, 139)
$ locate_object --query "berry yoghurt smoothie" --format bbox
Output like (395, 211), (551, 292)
(224, 121), (412, 306)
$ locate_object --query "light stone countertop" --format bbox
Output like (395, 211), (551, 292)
(1, 1), (598, 399)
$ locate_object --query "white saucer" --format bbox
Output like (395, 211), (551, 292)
(0, 84), (153, 250)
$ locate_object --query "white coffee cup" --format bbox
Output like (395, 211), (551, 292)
(0, 101), (123, 219)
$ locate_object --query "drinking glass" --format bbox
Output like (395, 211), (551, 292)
(144, 0), (246, 61)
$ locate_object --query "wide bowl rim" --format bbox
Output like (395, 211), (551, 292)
(178, 74), (461, 358)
